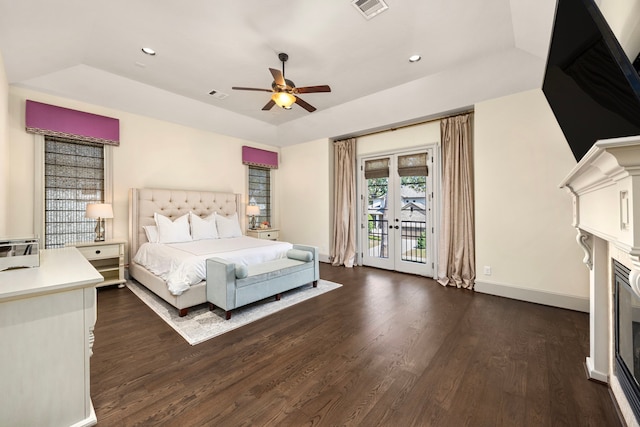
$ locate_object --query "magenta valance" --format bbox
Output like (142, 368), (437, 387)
(25, 100), (120, 146)
(242, 146), (278, 169)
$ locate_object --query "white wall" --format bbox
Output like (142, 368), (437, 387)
(0, 51), (8, 236)
(474, 89), (590, 310)
(356, 121), (440, 157)
(279, 139), (332, 259)
(6, 87), (279, 253)
(279, 95), (590, 312)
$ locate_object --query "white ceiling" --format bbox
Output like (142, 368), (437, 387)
(0, 0), (557, 146)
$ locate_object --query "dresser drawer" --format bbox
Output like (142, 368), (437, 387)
(76, 244), (121, 259)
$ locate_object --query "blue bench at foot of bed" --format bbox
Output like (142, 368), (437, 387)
(205, 244), (319, 320)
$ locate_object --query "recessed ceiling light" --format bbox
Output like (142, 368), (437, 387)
(141, 47), (156, 56)
(409, 54), (421, 63)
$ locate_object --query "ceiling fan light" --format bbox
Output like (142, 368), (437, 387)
(272, 92), (296, 108)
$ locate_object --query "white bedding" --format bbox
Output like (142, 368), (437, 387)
(133, 236), (293, 295)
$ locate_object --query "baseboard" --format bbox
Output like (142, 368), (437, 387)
(585, 356), (609, 383)
(475, 280), (589, 313)
(319, 253), (331, 264)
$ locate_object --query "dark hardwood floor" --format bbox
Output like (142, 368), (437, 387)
(91, 264), (621, 426)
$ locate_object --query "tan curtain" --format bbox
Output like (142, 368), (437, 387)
(437, 114), (475, 288)
(331, 138), (357, 268)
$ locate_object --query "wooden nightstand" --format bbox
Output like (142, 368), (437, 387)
(246, 228), (279, 241)
(68, 240), (126, 287)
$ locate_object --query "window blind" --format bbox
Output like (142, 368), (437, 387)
(364, 158), (390, 179)
(398, 152), (428, 177)
(248, 166), (271, 225)
(44, 136), (104, 248)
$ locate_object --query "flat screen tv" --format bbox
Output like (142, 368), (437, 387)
(542, 0), (640, 161)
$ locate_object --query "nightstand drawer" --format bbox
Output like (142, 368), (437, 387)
(246, 229), (279, 240)
(261, 230), (278, 240)
(76, 244), (121, 260)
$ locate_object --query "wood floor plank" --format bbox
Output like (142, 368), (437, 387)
(91, 264), (623, 426)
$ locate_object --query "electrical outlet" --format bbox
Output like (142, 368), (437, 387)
(483, 266), (492, 276)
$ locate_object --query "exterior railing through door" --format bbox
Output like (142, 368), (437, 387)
(367, 219), (426, 263)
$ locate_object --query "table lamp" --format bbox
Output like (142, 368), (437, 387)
(247, 205), (260, 230)
(85, 203), (113, 242)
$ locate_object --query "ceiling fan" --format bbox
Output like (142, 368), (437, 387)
(232, 53), (331, 112)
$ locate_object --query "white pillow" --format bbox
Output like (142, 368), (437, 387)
(143, 225), (159, 243)
(154, 212), (192, 243)
(190, 212), (219, 240)
(215, 212), (242, 238)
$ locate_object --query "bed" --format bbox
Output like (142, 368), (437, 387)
(128, 188), (292, 316)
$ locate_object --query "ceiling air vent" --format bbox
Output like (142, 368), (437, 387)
(351, 0), (388, 20)
(208, 90), (229, 100)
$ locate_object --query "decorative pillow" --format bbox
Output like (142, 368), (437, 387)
(154, 212), (192, 243)
(143, 225), (159, 243)
(190, 212), (218, 240)
(215, 212), (242, 238)
(287, 249), (313, 262)
(235, 264), (248, 279)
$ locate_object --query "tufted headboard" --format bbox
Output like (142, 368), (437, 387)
(128, 188), (241, 264)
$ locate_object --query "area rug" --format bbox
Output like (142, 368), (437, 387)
(127, 280), (342, 345)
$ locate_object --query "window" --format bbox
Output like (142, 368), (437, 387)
(43, 136), (106, 248)
(248, 166), (271, 225)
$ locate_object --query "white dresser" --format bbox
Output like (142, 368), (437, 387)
(0, 247), (103, 427)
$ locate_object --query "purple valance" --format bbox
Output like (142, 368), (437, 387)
(25, 100), (120, 146)
(242, 146), (278, 169)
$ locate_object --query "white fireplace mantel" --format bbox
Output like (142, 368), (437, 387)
(561, 135), (640, 261)
(560, 135), (640, 426)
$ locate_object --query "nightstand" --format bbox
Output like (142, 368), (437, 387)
(68, 240), (126, 287)
(246, 228), (279, 241)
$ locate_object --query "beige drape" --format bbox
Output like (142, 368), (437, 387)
(437, 114), (475, 288)
(331, 138), (357, 268)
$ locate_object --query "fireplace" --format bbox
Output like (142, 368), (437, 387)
(560, 135), (640, 426)
(614, 259), (640, 421)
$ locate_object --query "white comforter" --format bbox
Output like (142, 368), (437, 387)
(133, 236), (293, 295)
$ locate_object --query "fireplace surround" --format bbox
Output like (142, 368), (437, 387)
(614, 259), (640, 421)
(561, 135), (640, 426)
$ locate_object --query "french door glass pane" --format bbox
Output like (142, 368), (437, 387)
(399, 175), (427, 264)
(367, 177), (389, 258)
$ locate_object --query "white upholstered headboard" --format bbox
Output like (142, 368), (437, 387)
(128, 188), (241, 264)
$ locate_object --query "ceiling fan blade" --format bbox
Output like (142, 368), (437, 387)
(269, 68), (286, 87)
(232, 87), (273, 92)
(294, 96), (316, 112)
(262, 99), (276, 111)
(294, 85), (331, 94)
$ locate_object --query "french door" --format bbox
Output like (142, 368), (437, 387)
(360, 148), (435, 276)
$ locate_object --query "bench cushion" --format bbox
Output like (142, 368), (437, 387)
(236, 258), (309, 288)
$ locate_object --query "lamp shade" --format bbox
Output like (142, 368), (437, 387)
(246, 205), (260, 216)
(271, 92), (296, 108)
(86, 203), (113, 219)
